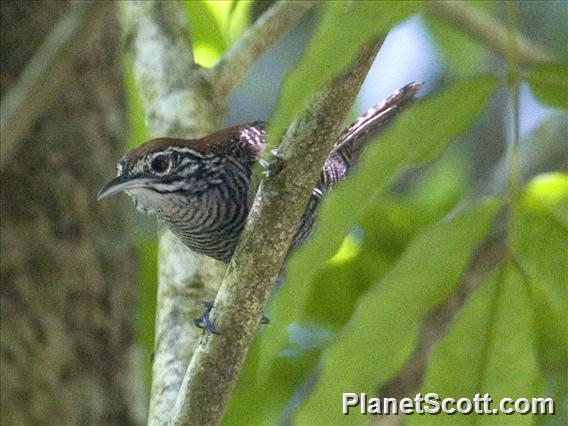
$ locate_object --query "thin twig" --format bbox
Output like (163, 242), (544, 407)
(210, 0), (316, 97)
(0, 0), (106, 171)
(170, 39), (383, 426)
(425, 1), (554, 68)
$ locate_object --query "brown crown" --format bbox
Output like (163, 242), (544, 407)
(120, 123), (264, 169)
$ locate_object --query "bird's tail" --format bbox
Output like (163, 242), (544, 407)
(332, 81), (422, 165)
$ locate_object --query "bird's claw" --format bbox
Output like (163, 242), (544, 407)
(260, 149), (285, 178)
(192, 301), (270, 341)
(192, 300), (219, 337)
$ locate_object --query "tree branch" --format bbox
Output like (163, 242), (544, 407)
(117, 2), (227, 425)
(170, 40), (383, 426)
(425, 1), (554, 67)
(117, 1), (319, 423)
(0, 0), (106, 172)
(210, 0), (316, 98)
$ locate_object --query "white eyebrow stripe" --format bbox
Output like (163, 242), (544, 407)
(168, 147), (210, 159)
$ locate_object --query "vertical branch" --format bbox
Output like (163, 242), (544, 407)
(117, 2), (226, 425)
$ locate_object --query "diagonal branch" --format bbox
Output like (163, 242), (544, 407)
(117, 1), (322, 424)
(0, 0), (106, 171)
(170, 39), (383, 426)
(210, 0), (316, 97)
(425, 1), (554, 67)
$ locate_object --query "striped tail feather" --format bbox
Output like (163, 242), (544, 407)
(332, 81), (422, 165)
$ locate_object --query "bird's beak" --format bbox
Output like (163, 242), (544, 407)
(97, 175), (153, 200)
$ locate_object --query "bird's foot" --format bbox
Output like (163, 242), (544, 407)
(192, 300), (220, 337)
(259, 149), (285, 178)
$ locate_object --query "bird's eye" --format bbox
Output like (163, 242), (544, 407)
(151, 155), (169, 174)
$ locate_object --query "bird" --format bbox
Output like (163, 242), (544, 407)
(97, 82), (421, 264)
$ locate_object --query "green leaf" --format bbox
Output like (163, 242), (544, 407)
(411, 263), (540, 425)
(525, 63), (568, 110)
(184, 0), (228, 67)
(295, 199), (500, 425)
(224, 0), (253, 43)
(404, 151), (469, 226)
(289, 75), (497, 287)
(257, 75), (497, 381)
(268, 1), (422, 142)
(304, 152), (470, 329)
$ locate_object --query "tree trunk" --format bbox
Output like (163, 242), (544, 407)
(1, 1), (144, 424)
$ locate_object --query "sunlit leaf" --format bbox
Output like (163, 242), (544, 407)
(525, 63), (568, 110)
(268, 1), (422, 142)
(513, 174), (568, 376)
(184, 0), (227, 67)
(201, 0), (252, 44)
(224, 0), (253, 43)
(411, 263), (540, 425)
(522, 172), (568, 229)
(295, 199), (500, 424)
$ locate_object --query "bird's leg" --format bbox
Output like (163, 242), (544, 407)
(192, 300), (219, 337)
(193, 300), (269, 338)
(259, 148), (285, 178)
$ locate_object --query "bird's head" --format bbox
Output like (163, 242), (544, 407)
(97, 123), (266, 215)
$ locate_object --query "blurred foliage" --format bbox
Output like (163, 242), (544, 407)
(268, 0), (422, 141)
(424, 1), (494, 77)
(413, 262), (540, 426)
(525, 63), (568, 111)
(297, 200), (501, 425)
(136, 241), (158, 388)
(257, 75), (497, 374)
(121, 0), (567, 423)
